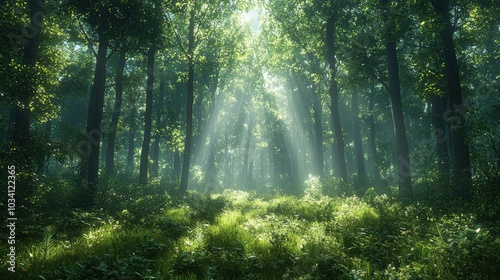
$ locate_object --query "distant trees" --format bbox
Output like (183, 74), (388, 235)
(69, 0), (165, 203)
(1, 0), (498, 205)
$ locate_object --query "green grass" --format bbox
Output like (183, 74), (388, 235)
(1, 180), (499, 279)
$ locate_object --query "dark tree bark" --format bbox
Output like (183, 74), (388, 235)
(86, 35), (108, 203)
(326, 15), (348, 181)
(352, 90), (367, 187)
(380, 0), (412, 199)
(431, 95), (450, 174)
(432, 0), (472, 200)
(180, 3), (196, 194)
(305, 53), (324, 178)
(139, 43), (156, 185)
(12, 0), (44, 148)
(106, 49), (126, 175)
(151, 73), (166, 177)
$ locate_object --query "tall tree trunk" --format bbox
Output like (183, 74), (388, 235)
(431, 95), (450, 174)
(311, 80), (324, 178)
(242, 114), (253, 186)
(12, 0), (44, 148)
(139, 43), (156, 185)
(180, 3), (196, 194)
(367, 86), (381, 180)
(306, 53), (324, 178)
(206, 69), (220, 186)
(352, 90), (367, 188)
(151, 73), (165, 177)
(106, 49), (126, 175)
(380, 0), (412, 199)
(432, 0), (472, 200)
(127, 109), (136, 172)
(86, 35), (108, 204)
(326, 15), (347, 181)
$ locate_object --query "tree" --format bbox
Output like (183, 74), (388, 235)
(326, 13), (348, 181)
(351, 90), (367, 187)
(139, 43), (156, 185)
(176, 0), (239, 193)
(179, 0), (197, 194)
(431, 0), (472, 200)
(380, 0), (412, 199)
(69, 0), (165, 203)
(151, 67), (166, 178)
(10, 0), (44, 149)
(105, 49), (126, 175)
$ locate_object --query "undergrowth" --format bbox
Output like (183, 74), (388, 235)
(1, 177), (499, 279)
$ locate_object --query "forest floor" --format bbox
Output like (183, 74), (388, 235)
(1, 177), (499, 279)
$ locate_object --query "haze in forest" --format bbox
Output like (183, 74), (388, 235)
(0, 0), (499, 278)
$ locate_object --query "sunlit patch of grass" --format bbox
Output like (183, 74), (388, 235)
(333, 197), (379, 228)
(266, 193), (337, 222)
(217, 189), (250, 206)
(164, 206), (192, 225)
(14, 222), (167, 279)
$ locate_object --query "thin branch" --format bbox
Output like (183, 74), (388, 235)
(166, 12), (189, 60)
(77, 19), (97, 57)
(106, 45), (117, 60)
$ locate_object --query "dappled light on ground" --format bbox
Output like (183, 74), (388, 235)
(2, 182), (499, 279)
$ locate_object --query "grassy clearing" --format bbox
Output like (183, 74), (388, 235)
(1, 181), (499, 279)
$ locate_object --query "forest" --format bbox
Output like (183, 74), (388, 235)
(0, 0), (499, 278)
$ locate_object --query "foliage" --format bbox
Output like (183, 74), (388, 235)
(1, 0), (499, 278)
(2, 176), (500, 279)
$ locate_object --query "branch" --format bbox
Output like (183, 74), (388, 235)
(106, 44), (118, 59)
(77, 19), (97, 57)
(166, 12), (189, 60)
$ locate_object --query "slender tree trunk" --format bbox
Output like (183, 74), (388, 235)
(431, 95), (450, 174)
(127, 109), (136, 172)
(326, 15), (347, 181)
(242, 115), (253, 185)
(352, 90), (367, 188)
(432, 0), (472, 200)
(368, 86), (381, 180)
(106, 49), (126, 175)
(86, 35), (108, 204)
(193, 90), (203, 155)
(206, 69), (220, 186)
(12, 0), (44, 148)
(311, 81), (324, 178)
(180, 3), (196, 194)
(386, 40), (412, 199)
(151, 74), (165, 177)
(305, 53), (324, 178)
(380, 0), (412, 199)
(139, 43), (156, 185)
